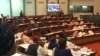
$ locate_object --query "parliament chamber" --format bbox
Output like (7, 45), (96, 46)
(0, 0), (100, 56)
(0, 15), (100, 56)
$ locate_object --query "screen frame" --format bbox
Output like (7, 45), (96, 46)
(47, 3), (60, 12)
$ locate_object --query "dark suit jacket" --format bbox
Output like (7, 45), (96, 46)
(54, 47), (72, 56)
(48, 37), (58, 49)
(27, 43), (39, 56)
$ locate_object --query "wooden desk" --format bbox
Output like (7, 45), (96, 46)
(17, 41), (95, 56)
(69, 33), (100, 45)
(45, 31), (63, 40)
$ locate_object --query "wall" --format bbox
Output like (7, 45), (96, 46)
(11, 0), (24, 16)
(70, 0), (100, 17)
(0, 0), (100, 16)
(25, 0), (69, 16)
(59, 0), (68, 14)
(0, 0), (24, 16)
(36, 0), (47, 15)
(48, 0), (58, 3)
(25, 0), (35, 16)
(24, 0), (100, 16)
(0, 0), (10, 16)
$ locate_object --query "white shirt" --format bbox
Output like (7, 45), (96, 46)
(88, 30), (94, 35)
(77, 31), (86, 37)
(37, 46), (47, 56)
(11, 53), (28, 56)
(72, 26), (79, 30)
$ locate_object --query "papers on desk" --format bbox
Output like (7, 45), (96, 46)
(19, 43), (30, 51)
(11, 53), (27, 56)
(71, 50), (82, 56)
(15, 32), (23, 42)
(80, 47), (94, 55)
(71, 47), (94, 56)
(67, 41), (76, 49)
(17, 42), (95, 56)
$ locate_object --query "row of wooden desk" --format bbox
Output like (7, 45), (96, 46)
(14, 40), (96, 56)
(69, 33), (100, 45)
(44, 29), (100, 45)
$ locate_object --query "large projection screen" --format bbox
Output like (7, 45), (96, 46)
(48, 4), (60, 12)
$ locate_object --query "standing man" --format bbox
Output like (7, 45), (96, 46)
(20, 10), (24, 18)
(0, 14), (5, 23)
(59, 10), (64, 16)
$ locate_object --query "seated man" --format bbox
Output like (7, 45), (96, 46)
(78, 25), (84, 30)
(79, 21), (84, 25)
(88, 30), (94, 35)
(37, 38), (48, 56)
(90, 24), (96, 28)
(72, 25), (79, 30)
(54, 38), (72, 56)
(77, 30), (86, 37)
(27, 35), (40, 56)
(48, 34), (67, 49)
(48, 36), (58, 49)
(72, 31), (79, 37)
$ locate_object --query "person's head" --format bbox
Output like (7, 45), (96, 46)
(31, 35), (40, 43)
(73, 31), (78, 37)
(20, 10), (22, 13)
(1, 14), (3, 17)
(80, 21), (84, 25)
(55, 34), (60, 39)
(39, 41), (45, 47)
(60, 10), (63, 12)
(58, 38), (66, 48)
(96, 12), (99, 15)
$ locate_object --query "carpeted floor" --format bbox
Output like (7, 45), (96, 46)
(83, 42), (100, 56)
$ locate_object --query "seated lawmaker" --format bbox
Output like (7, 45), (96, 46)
(27, 35), (40, 56)
(72, 25), (79, 30)
(48, 33), (67, 50)
(77, 30), (86, 37)
(48, 35), (61, 49)
(54, 38), (72, 56)
(88, 30), (94, 35)
(37, 38), (48, 56)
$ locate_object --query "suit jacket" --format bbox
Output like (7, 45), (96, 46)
(54, 47), (72, 56)
(27, 43), (39, 56)
(48, 37), (58, 49)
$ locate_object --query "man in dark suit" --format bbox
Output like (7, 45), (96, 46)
(27, 43), (39, 56)
(20, 10), (24, 18)
(0, 24), (15, 55)
(54, 38), (72, 56)
(48, 36), (58, 49)
(59, 10), (64, 16)
(27, 35), (40, 56)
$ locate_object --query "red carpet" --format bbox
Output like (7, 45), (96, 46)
(83, 42), (100, 56)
